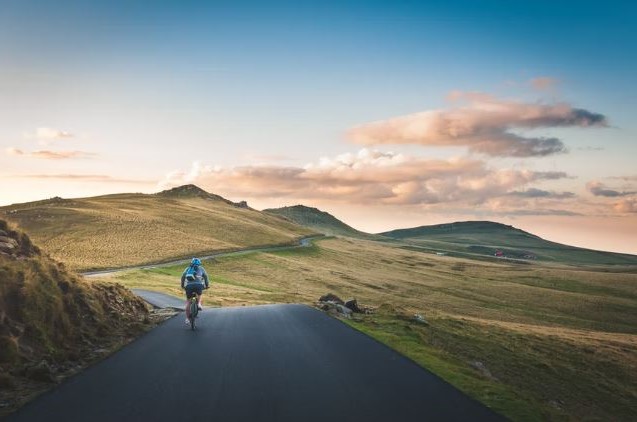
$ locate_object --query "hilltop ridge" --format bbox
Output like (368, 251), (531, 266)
(157, 184), (249, 208)
(380, 220), (540, 239)
(264, 205), (375, 238)
(380, 220), (637, 265)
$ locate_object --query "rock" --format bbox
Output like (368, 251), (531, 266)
(0, 373), (15, 388)
(234, 201), (249, 208)
(470, 361), (495, 380)
(345, 299), (362, 313)
(317, 300), (352, 318)
(413, 314), (429, 325)
(0, 242), (15, 253)
(319, 293), (344, 305)
(336, 304), (353, 317)
(26, 360), (55, 383)
(0, 230), (7, 237)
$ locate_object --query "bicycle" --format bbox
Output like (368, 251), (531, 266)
(186, 293), (199, 331)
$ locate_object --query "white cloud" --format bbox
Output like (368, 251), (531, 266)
(347, 92), (607, 157)
(160, 149), (570, 208)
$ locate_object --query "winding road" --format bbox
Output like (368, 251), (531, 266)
(7, 238), (505, 421)
(6, 293), (504, 422)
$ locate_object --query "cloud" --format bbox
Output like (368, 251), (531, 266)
(576, 146), (604, 151)
(586, 181), (636, 197)
(6, 148), (96, 160)
(507, 188), (575, 199)
(529, 77), (559, 91)
(609, 175), (637, 182)
(347, 92), (607, 157)
(160, 149), (570, 207)
(614, 198), (637, 213)
(494, 208), (581, 216)
(14, 174), (154, 184)
(34, 127), (74, 140)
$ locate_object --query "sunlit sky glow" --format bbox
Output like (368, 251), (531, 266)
(1, 0), (636, 254)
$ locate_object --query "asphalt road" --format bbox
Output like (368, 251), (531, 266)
(132, 289), (185, 309)
(6, 299), (503, 422)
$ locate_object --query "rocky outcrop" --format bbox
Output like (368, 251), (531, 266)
(0, 221), (40, 258)
(317, 293), (373, 318)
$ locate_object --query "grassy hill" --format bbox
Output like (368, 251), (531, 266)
(264, 205), (377, 239)
(0, 220), (152, 415)
(0, 185), (315, 271)
(380, 221), (637, 265)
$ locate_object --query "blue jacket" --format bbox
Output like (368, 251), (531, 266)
(181, 264), (209, 289)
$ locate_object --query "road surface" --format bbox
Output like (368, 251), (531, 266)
(6, 298), (504, 422)
(132, 289), (185, 309)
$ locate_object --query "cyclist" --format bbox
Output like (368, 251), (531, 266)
(181, 257), (209, 324)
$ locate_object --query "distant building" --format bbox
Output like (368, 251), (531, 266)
(494, 250), (504, 257)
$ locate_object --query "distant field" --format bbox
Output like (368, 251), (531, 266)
(105, 237), (637, 421)
(0, 190), (314, 271)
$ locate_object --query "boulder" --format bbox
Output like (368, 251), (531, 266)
(413, 314), (429, 325)
(0, 236), (17, 246)
(25, 360), (55, 383)
(0, 242), (15, 253)
(336, 304), (353, 317)
(344, 299), (362, 313)
(319, 293), (344, 305)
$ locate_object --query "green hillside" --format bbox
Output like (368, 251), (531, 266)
(0, 185), (315, 271)
(264, 205), (377, 239)
(380, 221), (637, 265)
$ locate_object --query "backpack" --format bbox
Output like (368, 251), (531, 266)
(185, 265), (199, 282)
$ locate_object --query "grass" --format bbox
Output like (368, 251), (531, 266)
(1, 190), (315, 271)
(0, 220), (154, 416)
(103, 237), (637, 421)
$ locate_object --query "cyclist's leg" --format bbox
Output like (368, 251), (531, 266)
(196, 284), (204, 309)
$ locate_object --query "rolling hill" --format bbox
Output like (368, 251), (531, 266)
(264, 205), (377, 238)
(0, 185), (315, 271)
(380, 220), (637, 265)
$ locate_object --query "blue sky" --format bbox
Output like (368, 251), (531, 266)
(1, 0), (636, 252)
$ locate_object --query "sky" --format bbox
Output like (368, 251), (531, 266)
(1, 0), (637, 254)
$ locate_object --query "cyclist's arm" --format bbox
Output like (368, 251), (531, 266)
(180, 268), (187, 289)
(202, 268), (209, 288)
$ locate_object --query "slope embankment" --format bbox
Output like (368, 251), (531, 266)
(0, 220), (155, 416)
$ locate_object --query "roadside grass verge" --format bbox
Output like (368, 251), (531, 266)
(344, 314), (542, 421)
(102, 237), (637, 421)
(345, 311), (637, 421)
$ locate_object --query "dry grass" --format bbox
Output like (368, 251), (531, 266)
(106, 237), (637, 421)
(0, 220), (155, 416)
(1, 193), (314, 271)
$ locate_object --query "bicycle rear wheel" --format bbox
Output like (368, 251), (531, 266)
(189, 299), (198, 330)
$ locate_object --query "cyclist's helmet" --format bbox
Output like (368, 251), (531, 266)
(191, 257), (201, 266)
